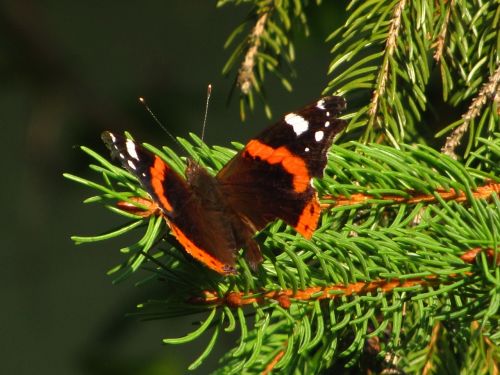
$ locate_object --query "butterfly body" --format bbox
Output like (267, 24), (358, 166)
(102, 96), (346, 275)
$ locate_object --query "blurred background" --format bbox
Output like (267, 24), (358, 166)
(1, 1), (344, 373)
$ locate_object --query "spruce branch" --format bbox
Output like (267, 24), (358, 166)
(441, 63), (500, 159)
(326, 0), (498, 149)
(220, 0), (316, 119)
(262, 348), (285, 375)
(185, 245), (498, 308)
(322, 180), (500, 208)
(237, 10), (270, 95)
(432, 0), (453, 62)
(422, 323), (441, 375)
(67, 133), (499, 372)
(367, 0), (406, 121)
(326, 0), (434, 144)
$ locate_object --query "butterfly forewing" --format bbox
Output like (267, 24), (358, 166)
(217, 96), (346, 237)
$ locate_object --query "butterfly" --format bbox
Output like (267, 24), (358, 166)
(102, 96), (346, 275)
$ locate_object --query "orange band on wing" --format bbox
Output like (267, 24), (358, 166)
(149, 156), (173, 212)
(244, 140), (310, 193)
(295, 197), (321, 239)
(169, 223), (236, 275)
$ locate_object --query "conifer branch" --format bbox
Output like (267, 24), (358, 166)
(220, 0), (317, 118)
(68, 132), (500, 372)
(262, 347), (286, 375)
(189, 244), (496, 308)
(368, 0), (406, 120)
(460, 247), (499, 265)
(238, 10), (270, 95)
(322, 181), (500, 208)
(422, 323), (441, 375)
(432, 0), (453, 62)
(471, 320), (500, 373)
(441, 64), (500, 158)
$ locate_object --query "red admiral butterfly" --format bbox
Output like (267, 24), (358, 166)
(102, 96), (346, 275)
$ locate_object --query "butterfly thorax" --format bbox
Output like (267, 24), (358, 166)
(185, 159), (228, 211)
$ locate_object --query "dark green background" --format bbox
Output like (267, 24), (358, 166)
(1, 1), (343, 373)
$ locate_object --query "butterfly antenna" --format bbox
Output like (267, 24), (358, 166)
(200, 84), (212, 142)
(139, 97), (180, 148)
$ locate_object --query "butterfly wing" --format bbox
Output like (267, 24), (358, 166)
(102, 132), (237, 275)
(216, 96), (346, 238)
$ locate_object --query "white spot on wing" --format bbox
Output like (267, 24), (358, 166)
(305, 147), (310, 152)
(127, 159), (137, 170)
(326, 111), (330, 117)
(316, 99), (326, 110)
(285, 113), (309, 136)
(315, 130), (324, 142)
(126, 139), (140, 160)
(109, 133), (117, 142)
(325, 121), (330, 128)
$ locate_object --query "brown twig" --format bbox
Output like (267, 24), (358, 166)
(321, 181), (500, 209)
(433, 0), (454, 62)
(262, 348), (286, 375)
(190, 247), (494, 308)
(460, 247), (499, 265)
(441, 64), (500, 158)
(116, 196), (161, 217)
(368, 0), (406, 119)
(195, 275), (446, 307)
(471, 321), (500, 375)
(238, 11), (270, 95)
(194, 275), (446, 307)
(422, 322), (441, 375)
